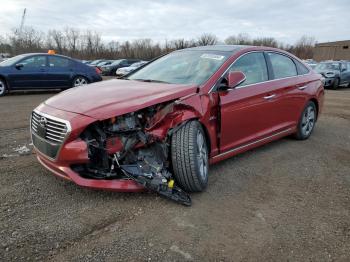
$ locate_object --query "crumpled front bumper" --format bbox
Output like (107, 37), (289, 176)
(36, 149), (145, 192)
(32, 104), (145, 192)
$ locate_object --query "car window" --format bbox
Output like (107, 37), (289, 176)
(48, 56), (69, 68)
(20, 56), (46, 68)
(341, 63), (348, 71)
(229, 52), (268, 86)
(295, 60), (310, 75)
(0, 54), (26, 66)
(268, 52), (297, 79)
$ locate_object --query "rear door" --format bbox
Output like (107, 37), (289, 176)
(46, 56), (73, 88)
(8, 55), (48, 88)
(265, 52), (306, 127)
(219, 52), (288, 153)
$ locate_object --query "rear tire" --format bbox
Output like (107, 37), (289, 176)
(72, 76), (88, 87)
(171, 121), (209, 192)
(0, 78), (7, 97)
(294, 101), (317, 140)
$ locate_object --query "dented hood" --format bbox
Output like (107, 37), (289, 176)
(44, 79), (198, 120)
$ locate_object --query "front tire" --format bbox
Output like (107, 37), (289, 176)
(332, 78), (339, 90)
(294, 101), (317, 140)
(171, 121), (209, 192)
(0, 78), (7, 97)
(72, 76), (88, 87)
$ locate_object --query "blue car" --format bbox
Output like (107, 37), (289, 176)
(0, 53), (102, 96)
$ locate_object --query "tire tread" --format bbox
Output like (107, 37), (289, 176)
(171, 121), (208, 192)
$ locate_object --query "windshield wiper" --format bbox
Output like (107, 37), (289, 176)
(133, 79), (170, 84)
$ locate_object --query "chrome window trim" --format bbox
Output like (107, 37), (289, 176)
(30, 109), (72, 161)
(212, 128), (293, 159)
(208, 50), (311, 93)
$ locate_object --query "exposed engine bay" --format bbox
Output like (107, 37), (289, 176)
(72, 101), (192, 206)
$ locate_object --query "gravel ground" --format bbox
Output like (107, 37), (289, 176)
(0, 87), (349, 261)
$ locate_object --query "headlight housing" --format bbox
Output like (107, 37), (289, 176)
(325, 72), (335, 78)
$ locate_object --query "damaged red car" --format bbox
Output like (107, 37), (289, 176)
(31, 45), (324, 205)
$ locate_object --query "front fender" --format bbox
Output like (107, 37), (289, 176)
(146, 94), (203, 139)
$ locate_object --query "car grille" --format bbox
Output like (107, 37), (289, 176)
(31, 111), (70, 159)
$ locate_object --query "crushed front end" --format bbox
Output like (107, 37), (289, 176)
(31, 102), (192, 206)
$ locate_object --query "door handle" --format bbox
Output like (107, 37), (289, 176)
(298, 85), (307, 90)
(263, 94), (276, 100)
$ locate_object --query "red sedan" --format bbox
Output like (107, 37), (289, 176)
(31, 45), (324, 205)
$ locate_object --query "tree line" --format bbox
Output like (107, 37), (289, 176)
(0, 27), (316, 60)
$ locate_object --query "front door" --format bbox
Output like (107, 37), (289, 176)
(8, 55), (48, 89)
(219, 52), (288, 153)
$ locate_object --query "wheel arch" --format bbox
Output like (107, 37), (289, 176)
(170, 118), (211, 154)
(309, 98), (319, 120)
(198, 120), (211, 155)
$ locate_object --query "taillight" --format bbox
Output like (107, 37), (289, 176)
(95, 67), (102, 74)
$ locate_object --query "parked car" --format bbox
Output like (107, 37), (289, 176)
(0, 53), (102, 96)
(30, 45), (324, 205)
(303, 59), (317, 69)
(89, 59), (105, 66)
(314, 61), (350, 89)
(81, 60), (92, 64)
(100, 59), (141, 76)
(116, 61), (148, 77)
(96, 60), (115, 67)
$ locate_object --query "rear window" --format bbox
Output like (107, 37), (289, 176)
(48, 56), (69, 68)
(267, 52), (297, 79)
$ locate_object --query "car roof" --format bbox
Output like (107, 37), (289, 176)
(179, 45), (250, 53)
(20, 53), (74, 60)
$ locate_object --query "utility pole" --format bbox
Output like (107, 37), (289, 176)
(18, 8), (27, 37)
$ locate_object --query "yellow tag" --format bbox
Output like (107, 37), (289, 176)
(168, 179), (174, 188)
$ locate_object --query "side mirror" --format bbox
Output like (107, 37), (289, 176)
(15, 63), (24, 70)
(341, 68), (347, 72)
(220, 71), (246, 90)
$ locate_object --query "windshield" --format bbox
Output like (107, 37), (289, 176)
(127, 50), (230, 85)
(315, 63), (340, 71)
(0, 55), (26, 66)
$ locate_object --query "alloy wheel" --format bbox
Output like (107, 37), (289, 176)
(73, 77), (88, 87)
(0, 80), (5, 95)
(301, 105), (315, 136)
(196, 130), (208, 180)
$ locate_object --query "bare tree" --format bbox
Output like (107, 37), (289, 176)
(48, 29), (65, 53)
(293, 35), (315, 59)
(252, 37), (278, 47)
(1, 25), (318, 61)
(197, 33), (218, 46)
(9, 27), (44, 54)
(225, 33), (251, 45)
(64, 27), (80, 56)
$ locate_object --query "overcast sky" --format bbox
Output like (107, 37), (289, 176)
(0, 0), (349, 44)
